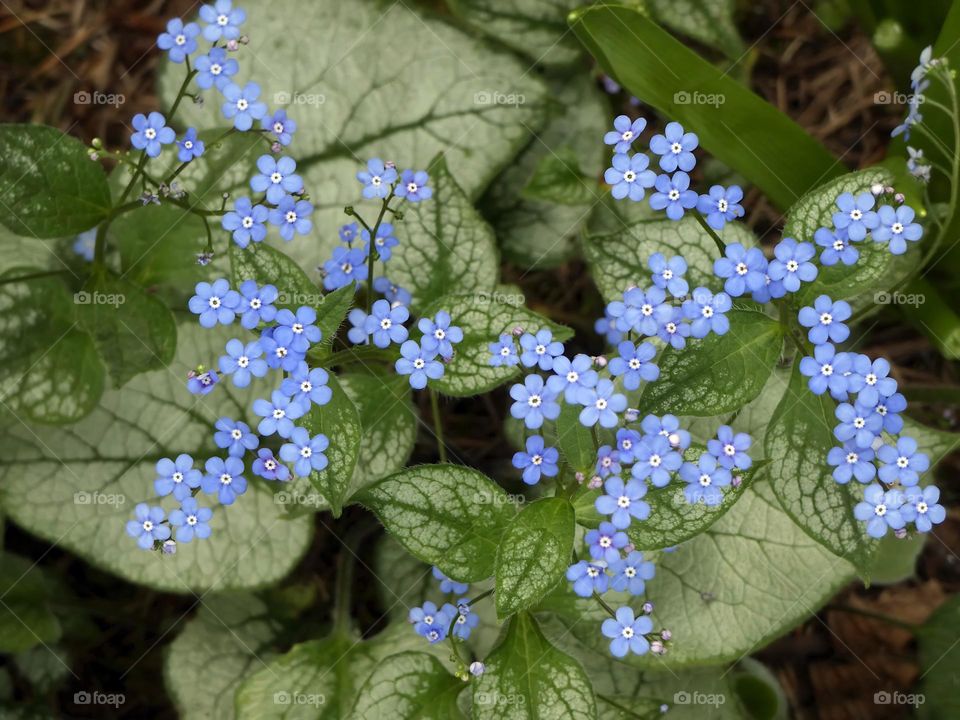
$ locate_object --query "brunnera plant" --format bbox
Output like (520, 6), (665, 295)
(1, 0), (958, 717)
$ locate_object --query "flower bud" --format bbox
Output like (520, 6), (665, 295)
(587, 475), (603, 490)
(624, 408), (639, 422)
(271, 141), (282, 154)
(894, 527), (908, 539)
(731, 475), (742, 488)
(512, 326), (524, 336)
(870, 183), (884, 195)
(650, 640), (665, 655)
(162, 539), (177, 555)
(194, 94), (204, 106)
(593, 355), (607, 368)
(226, 39), (240, 51)
(895, 193), (905, 204)
(642, 601), (654, 614)
(575, 471), (585, 484)
(469, 661), (485, 677)
(661, 629), (672, 641)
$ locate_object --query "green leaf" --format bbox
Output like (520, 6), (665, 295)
(640, 309), (784, 417)
(522, 147), (594, 206)
(541, 479), (854, 667)
(352, 652), (465, 720)
(473, 612), (597, 720)
(569, 4), (841, 209)
(765, 363), (876, 574)
(420, 293), (573, 397)
(784, 168), (892, 242)
(483, 74), (609, 269)
(300, 374), (361, 517)
(495, 498), (575, 618)
(583, 216), (760, 305)
(164, 593), (282, 720)
(78, 271), (177, 387)
(917, 594), (960, 719)
(386, 156), (499, 310)
(0, 553), (61, 654)
(555, 402), (596, 475)
(162, 0), (550, 276)
(0, 124), (111, 238)
(0, 323), (313, 592)
(356, 464), (517, 582)
(0, 269), (105, 424)
(646, 0), (745, 60)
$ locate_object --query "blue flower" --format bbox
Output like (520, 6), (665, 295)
(395, 170), (432, 202)
(187, 369), (219, 395)
(713, 243), (767, 297)
(363, 299), (409, 348)
(873, 205), (923, 255)
(602, 606), (653, 658)
(631, 435), (682, 488)
(489, 334), (519, 367)
(222, 197), (269, 248)
(604, 115), (646, 153)
(157, 18), (200, 63)
(578, 379), (627, 429)
(594, 311), (624, 345)
(640, 413), (690, 450)
(615, 428), (642, 464)
(252, 448), (290, 482)
(395, 340), (444, 389)
(546, 354), (598, 403)
(649, 121), (698, 172)
(339, 222), (360, 244)
(218, 338), (268, 388)
(799, 344), (851, 400)
(322, 246), (367, 289)
(221, 82), (268, 131)
(875, 393), (907, 434)
(827, 443), (876, 484)
(432, 567), (469, 595)
(234, 281), (277, 329)
(655, 306), (690, 349)
(586, 522), (629, 563)
(409, 601), (455, 643)
(847, 355), (897, 407)
(73, 229), (95, 262)
(833, 192), (879, 241)
(169, 497), (213, 543)
(262, 109), (297, 146)
(649, 171), (698, 220)
(199, 0), (245, 41)
(214, 417), (259, 458)
(194, 47), (238, 90)
(419, 311), (463, 359)
(373, 276), (412, 306)
(566, 561), (609, 598)
(680, 453), (732, 506)
(275, 306), (321, 352)
(126, 504), (170, 550)
(878, 436), (928, 486)
(892, 97), (923, 140)
(815, 226), (858, 266)
(609, 551), (655, 595)
(518, 329), (565, 371)
(260, 326), (305, 372)
(750, 273), (787, 303)
(902, 486), (946, 532)
(608, 341), (658, 390)
(595, 476), (650, 529)
(452, 600), (480, 640)
(648, 253), (688, 297)
(510, 374), (560, 429)
(609, 286), (668, 336)
(512, 435), (559, 485)
(707, 425), (752, 470)
(799, 295), (852, 345)
(363, 223), (399, 261)
(280, 427), (329, 478)
(346, 308), (370, 345)
(130, 112), (175, 158)
(280, 362), (332, 411)
(201, 456), (247, 505)
(251, 155), (303, 205)
(604, 153), (656, 201)
(154, 454), (202, 500)
(698, 185), (744, 230)
(176, 128), (205, 163)
(768, 238), (817, 292)
(253, 390), (306, 438)
(854, 484), (906, 538)
(834, 401), (883, 449)
(682, 288), (731, 338)
(270, 196), (314, 241)
(188, 279), (240, 328)
(357, 158), (398, 199)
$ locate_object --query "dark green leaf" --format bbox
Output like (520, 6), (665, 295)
(0, 553), (61, 654)
(522, 146), (595, 206)
(352, 652), (465, 720)
(555, 402), (596, 476)
(917, 594), (960, 719)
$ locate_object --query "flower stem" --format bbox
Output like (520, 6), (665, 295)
(824, 603), (918, 631)
(694, 212), (726, 255)
(364, 190), (397, 314)
(592, 590), (617, 618)
(430, 388), (448, 463)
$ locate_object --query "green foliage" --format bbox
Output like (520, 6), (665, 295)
(352, 652), (465, 720)
(555, 402), (596, 476)
(0, 553), (62, 654)
(917, 594), (960, 719)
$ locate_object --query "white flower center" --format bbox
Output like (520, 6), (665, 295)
(236, 98), (249, 111)
(413, 358), (425, 370)
(666, 322), (677, 334)
(142, 520), (154, 532)
(846, 452), (859, 464)
(566, 370), (579, 383)
(699, 474), (712, 487)
(623, 170), (636, 183)
(641, 303), (653, 316)
(434, 328), (446, 341)
(187, 514), (198, 525)
(670, 142), (682, 154)
(145, 128), (157, 140)
(242, 216), (254, 228)
(210, 63), (222, 75)
(184, 140), (194, 150)
(850, 209), (862, 221)
(621, 130), (634, 142)
(833, 239), (844, 251)
(380, 318), (392, 330)
(917, 502), (928, 514)
(874, 503), (887, 517)
(701, 306), (714, 318)
(236, 356), (249, 370)
(891, 222), (904, 234)
(717, 199), (729, 212)
(853, 417), (865, 429)
(629, 358), (641, 370)
(668, 189), (680, 201)
(617, 495), (631, 508)
(625, 567), (636, 577)
(649, 454), (662, 467)
(622, 439), (633, 451)
(208, 296), (221, 309)
(786, 260), (799, 272)
(896, 456), (909, 468)
(535, 344), (546, 355)
(272, 408), (285, 419)
(531, 454), (542, 466)
(527, 394), (542, 408)
(265, 459), (277, 470)
(723, 443), (736, 456)
(300, 446), (312, 458)
(621, 626), (635, 639)
(286, 211), (298, 223)
(736, 262), (748, 276)
(175, 34), (186, 46)
(821, 363), (833, 376)
(865, 373), (877, 386)
(220, 473), (232, 486)
(407, 182), (418, 193)
(273, 122), (284, 133)
(275, 347), (287, 359)
(599, 536), (612, 548)
(217, 13), (229, 25)
(231, 428), (242, 440)
(820, 312), (833, 325)
(300, 380), (312, 393)
(595, 398), (608, 410)
(662, 269), (673, 280)
(249, 298), (262, 309)
(500, 347), (511, 357)
(270, 172), (283, 184)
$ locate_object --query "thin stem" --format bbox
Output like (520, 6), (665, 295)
(597, 694), (657, 719)
(167, 58), (197, 119)
(118, 151), (148, 205)
(592, 591), (617, 618)
(694, 212), (726, 255)
(824, 604), (918, 631)
(430, 388), (448, 463)
(0, 269), (70, 286)
(364, 190), (397, 314)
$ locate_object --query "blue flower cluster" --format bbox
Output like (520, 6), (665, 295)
(408, 568), (479, 644)
(604, 115), (744, 229)
(892, 46), (942, 141)
(796, 296), (944, 539)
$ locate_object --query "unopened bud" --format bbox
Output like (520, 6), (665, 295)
(661, 629), (672, 641)
(587, 475), (603, 490)
(162, 539), (177, 555)
(894, 527), (908, 539)
(624, 408), (639, 422)
(385, 160), (397, 169)
(574, 471), (585, 484)
(512, 326), (524, 336)
(642, 601), (654, 614)
(894, 192), (905, 204)
(226, 39), (240, 51)
(731, 475), (742, 488)
(271, 141), (282, 153)
(469, 661), (485, 677)
(194, 94), (204, 106)
(593, 355), (607, 368)
(650, 640), (665, 655)
(870, 183), (884, 195)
